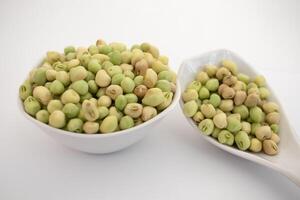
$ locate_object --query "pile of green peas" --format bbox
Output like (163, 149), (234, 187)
(182, 60), (280, 155)
(19, 39), (176, 134)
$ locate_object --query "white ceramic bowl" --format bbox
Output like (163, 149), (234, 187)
(18, 81), (181, 154)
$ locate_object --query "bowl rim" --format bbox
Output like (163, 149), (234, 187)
(18, 79), (181, 139)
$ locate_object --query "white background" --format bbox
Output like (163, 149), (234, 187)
(1, 0), (300, 199)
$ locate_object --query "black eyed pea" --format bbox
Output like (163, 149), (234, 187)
(263, 140), (279, 155)
(134, 85), (148, 98)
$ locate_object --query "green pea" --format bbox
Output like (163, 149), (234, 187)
(200, 104), (216, 118)
(121, 77), (135, 93)
(109, 42), (127, 52)
(79, 53), (91, 67)
(249, 106), (264, 123)
(69, 66), (87, 82)
(151, 60), (168, 73)
(106, 85), (123, 100)
(88, 45), (99, 55)
(47, 100), (63, 114)
(205, 78), (219, 92)
(49, 110), (66, 128)
(121, 51), (132, 64)
(32, 68), (47, 86)
(111, 73), (125, 85)
(98, 106), (109, 119)
(98, 95), (112, 107)
(221, 59), (238, 75)
(67, 118), (83, 132)
(212, 128), (221, 138)
(249, 138), (262, 152)
(119, 116), (134, 130)
(241, 121), (251, 134)
(46, 69), (57, 81)
(144, 69), (158, 88)
(134, 75), (144, 86)
(83, 121), (99, 134)
(125, 93), (138, 103)
(196, 71), (209, 84)
(98, 44), (113, 55)
(157, 91), (173, 111)
(106, 65), (122, 77)
(253, 75), (266, 87)
(198, 119), (214, 135)
(213, 112), (227, 129)
(155, 80), (171, 92)
(199, 87), (210, 100)
(95, 70), (111, 87)
(102, 61), (114, 71)
(262, 102), (279, 114)
(115, 95), (127, 111)
(80, 92), (93, 103)
(219, 100), (234, 112)
(100, 115), (118, 133)
(259, 87), (270, 99)
(46, 51), (60, 64)
(158, 71), (173, 82)
(88, 80), (98, 94)
(182, 89), (198, 102)
(233, 105), (249, 120)
(64, 46), (76, 55)
(235, 131), (251, 150)
(23, 96), (41, 116)
(36, 109), (49, 123)
(87, 58), (102, 74)
(205, 65), (218, 77)
(141, 106), (157, 121)
(124, 103), (143, 118)
(56, 71), (70, 86)
(226, 117), (242, 133)
(19, 80), (32, 100)
(108, 51), (122, 65)
(62, 103), (80, 118)
(50, 80), (65, 95)
(71, 80), (88, 95)
(209, 93), (221, 108)
(250, 123), (261, 135)
(53, 62), (67, 71)
(96, 88), (106, 98)
(123, 70), (135, 79)
(61, 89), (80, 104)
(183, 100), (198, 117)
(142, 88), (164, 107)
(82, 100), (99, 122)
(237, 73), (250, 84)
(218, 130), (234, 146)
(187, 81), (201, 91)
(270, 124), (279, 134)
